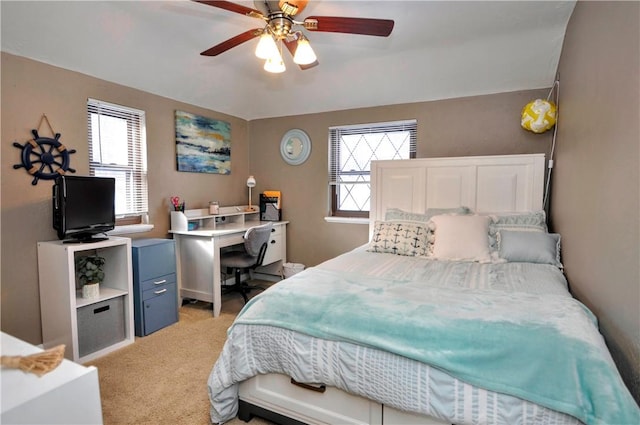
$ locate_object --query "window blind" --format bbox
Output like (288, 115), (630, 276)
(329, 119), (417, 185)
(87, 98), (148, 218)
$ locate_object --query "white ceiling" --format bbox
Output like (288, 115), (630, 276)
(1, 1), (576, 120)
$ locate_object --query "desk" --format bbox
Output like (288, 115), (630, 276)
(170, 208), (287, 317)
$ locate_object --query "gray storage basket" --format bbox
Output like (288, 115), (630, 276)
(77, 296), (125, 357)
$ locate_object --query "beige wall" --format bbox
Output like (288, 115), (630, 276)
(1, 52), (250, 344)
(249, 90), (553, 267)
(552, 2), (640, 401)
(1, 50), (553, 345)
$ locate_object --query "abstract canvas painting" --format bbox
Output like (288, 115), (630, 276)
(175, 110), (231, 174)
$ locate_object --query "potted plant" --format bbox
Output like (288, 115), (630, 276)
(75, 254), (106, 299)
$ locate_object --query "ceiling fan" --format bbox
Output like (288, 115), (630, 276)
(194, 0), (394, 72)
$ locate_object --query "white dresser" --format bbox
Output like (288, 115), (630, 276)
(0, 332), (103, 424)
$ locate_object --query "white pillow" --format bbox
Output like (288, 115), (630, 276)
(430, 215), (491, 262)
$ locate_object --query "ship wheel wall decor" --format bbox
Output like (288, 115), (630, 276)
(13, 115), (76, 185)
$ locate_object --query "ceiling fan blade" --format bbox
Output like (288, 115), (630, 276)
(283, 38), (319, 70)
(303, 16), (394, 37)
(200, 28), (262, 56)
(193, 1), (265, 20)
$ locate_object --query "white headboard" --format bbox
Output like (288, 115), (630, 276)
(370, 153), (545, 235)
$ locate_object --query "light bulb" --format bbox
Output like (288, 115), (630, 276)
(255, 32), (279, 60)
(264, 56), (286, 73)
(293, 37), (317, 65)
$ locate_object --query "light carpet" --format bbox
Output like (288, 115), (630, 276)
(87, 285), (273, 425)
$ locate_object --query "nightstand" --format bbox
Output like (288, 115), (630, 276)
(131, 239), (178, 336)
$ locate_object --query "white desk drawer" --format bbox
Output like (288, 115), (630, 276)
(269, 224), (283, 236)
(263, 232), (284, 265)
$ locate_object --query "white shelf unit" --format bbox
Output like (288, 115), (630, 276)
(37, 237), (135, 363)
(170, 206), (260, 232)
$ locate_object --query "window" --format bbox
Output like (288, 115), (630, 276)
(329, 120), (417, 218)
(87, 99), (148, 225)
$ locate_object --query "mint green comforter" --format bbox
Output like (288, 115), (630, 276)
(235, 266), (639, 425)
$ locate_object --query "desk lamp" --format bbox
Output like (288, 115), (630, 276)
(246, 175), (256, 211)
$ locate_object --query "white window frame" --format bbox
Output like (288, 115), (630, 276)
(87, 98), (148, 225)
(328, 119), (417, 219)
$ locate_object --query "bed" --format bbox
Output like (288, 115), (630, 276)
(207, 154), (639, 425)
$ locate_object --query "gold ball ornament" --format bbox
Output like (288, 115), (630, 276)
(521, 99), (557, 133)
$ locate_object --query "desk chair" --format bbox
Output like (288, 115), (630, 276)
(220, 222), (273, 303)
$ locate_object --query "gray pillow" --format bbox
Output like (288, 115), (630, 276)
(489, 210), (548, 251)
(498, 230), (562, 268)
(385, 206), (471, 223)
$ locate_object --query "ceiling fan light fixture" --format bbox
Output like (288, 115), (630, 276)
(255, 30), (279, 60)
(196, 1), (395, 72)
(279, 2), (299, 16)
(264, 56), (286, 73)
(293, 35), (317, 65)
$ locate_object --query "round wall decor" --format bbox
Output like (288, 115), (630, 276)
(12, 115), (76, 185)
(280, 129), (311, 165)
